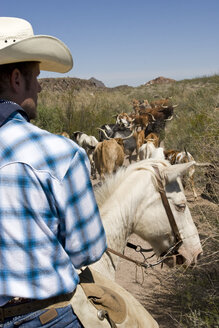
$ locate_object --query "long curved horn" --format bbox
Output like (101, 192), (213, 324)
(121, 130), (135, 140)
(184, 147), (190, 162)
(97, 127), (134, 141)
(162, 104), (178, 109)
(97, 127), (112, 139)
(165, 115), (173, 121)
(147, 112), (156, 121)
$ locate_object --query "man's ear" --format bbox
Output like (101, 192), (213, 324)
(10, 68), (23, 93)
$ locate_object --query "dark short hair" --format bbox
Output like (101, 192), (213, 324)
(0, 61), (38, 93)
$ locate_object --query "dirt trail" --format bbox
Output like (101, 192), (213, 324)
(115, 234), (175, 327)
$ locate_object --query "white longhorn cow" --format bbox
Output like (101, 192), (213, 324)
(72, 131), (98, 177)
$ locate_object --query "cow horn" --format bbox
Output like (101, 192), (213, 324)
(121, 130), (135, 140)
(161, 105), (169, 108)
(165, 115), (173, 121)
(184, 147), (190, 161)
(147, 112), (156, 121)
(97, 127), (134, 141)
(172, 104), (178, 108)
(97, 127), (112, 139)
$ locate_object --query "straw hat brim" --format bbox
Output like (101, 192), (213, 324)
(0, 35), (73, 73)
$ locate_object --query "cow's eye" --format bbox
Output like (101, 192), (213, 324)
(175, 203), (186, 212)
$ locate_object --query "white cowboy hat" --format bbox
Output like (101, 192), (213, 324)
(0, 17), (73, 73)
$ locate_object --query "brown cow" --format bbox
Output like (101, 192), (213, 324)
(115, 114), (156, 160)
(97, 126), (136, 164)
(145, 132), (160, 147)
(93, 138), (124, 180)
(141, 99), (150, 108)
(115, 112), (133, 127)
(145, 104), (177, 121)
(144, 104), (178, 143)
(150, 97), (172, 108)
(164, 149), (197, 200)
(132, 98), (140, 113)
(130, 112), (155, 131)
(57, 131), (70, 138)
(132, 128), (145, 161)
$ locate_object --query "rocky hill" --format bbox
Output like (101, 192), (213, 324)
(39, 76), (177, 92)
(145, 76), (176, 85)
(39, 77), (106, 92)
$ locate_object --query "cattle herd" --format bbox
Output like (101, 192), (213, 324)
(63, 97), (199, 200)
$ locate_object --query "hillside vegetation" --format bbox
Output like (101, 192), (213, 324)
(35, 75), (219, 327)
(36, 74), (219, 201)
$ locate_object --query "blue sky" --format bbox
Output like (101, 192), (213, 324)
(2, 0), (219, 87)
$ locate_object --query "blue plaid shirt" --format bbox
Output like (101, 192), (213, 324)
(0, 100), (107, 303)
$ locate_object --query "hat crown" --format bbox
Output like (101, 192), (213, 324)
(0, 17), (34, 49)
(0, 16), (73, 73)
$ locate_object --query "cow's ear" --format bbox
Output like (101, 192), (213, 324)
(164, 161), (195, 183)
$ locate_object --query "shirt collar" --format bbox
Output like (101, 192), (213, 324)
(0, 99), (29, 127)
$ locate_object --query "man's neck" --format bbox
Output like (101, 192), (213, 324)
(0, 94), (19, 104)
(0, 100), (29, 126)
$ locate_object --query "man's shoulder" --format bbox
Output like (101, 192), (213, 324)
(23, 120), (81, 154)
(1, 116), (87, 180)
(27, 124), (87, 176)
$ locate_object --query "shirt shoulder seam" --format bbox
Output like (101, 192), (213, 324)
(0, 161), (62, 183)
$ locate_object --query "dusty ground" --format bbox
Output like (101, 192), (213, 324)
(92, 157), (218, 328)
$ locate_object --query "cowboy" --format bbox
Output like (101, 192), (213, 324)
(0, 17), (107, 327)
